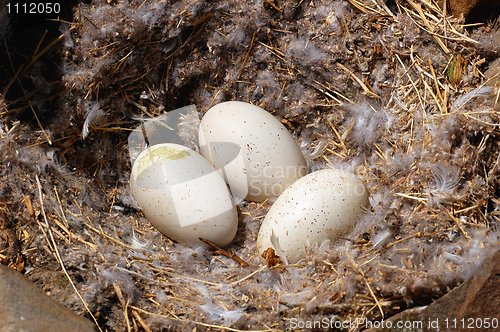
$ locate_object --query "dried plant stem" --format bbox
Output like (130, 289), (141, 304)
(238, 30), (258, 80)
(407, 0), (449, 53)
(336, 62), (380, 99)
(443, 208), (471, 242)
(230, 265), (267, 286)
(80, 213), (137, 250)
(3, 36), (52, 144)
(132, 310), (153, 332)
(149, 265), (222, 287)
(35, 175), (103, 332)
(200, 238), (251, 267)
(348, 254), (384, 318)
(131, 305), (277, 331)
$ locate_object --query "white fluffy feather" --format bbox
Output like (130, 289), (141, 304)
(82, 102), (105, 139)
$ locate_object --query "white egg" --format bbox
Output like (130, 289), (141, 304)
(130, 143), (238, 247)
(256, 169), (370, 264)
(198, 101), (307, 203)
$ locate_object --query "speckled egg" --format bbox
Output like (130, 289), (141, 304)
(198, 101), (307, 203)
(256, 168), (370, 264)
(130, 143), (238, 247)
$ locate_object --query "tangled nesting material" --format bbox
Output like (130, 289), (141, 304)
(1, 0), (500, 331)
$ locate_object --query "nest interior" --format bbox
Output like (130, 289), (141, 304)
(1, 0), (500, 331)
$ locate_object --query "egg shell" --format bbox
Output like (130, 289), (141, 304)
(198, 101), (307, 203)
(130, 143), (238, 247)
(257, 168), (370, 264)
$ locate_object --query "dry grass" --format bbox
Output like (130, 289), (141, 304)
(1, 0), (500, 331)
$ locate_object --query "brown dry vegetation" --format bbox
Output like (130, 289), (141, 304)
(2, 0), (500, 331)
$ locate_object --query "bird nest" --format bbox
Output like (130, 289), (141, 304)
(1, 0), (500, 331)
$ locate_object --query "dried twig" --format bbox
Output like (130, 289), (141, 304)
(132, 310), (153, 332)
(130, 305), (276, 332)
(348, 254), (384, 318)
(443, 208), (471, 242)
(36, 176), (103, 332)
(230, 265), (267, 286)
(238, 30), (258, 80)
(336, 62), (380, 99)
(200, 238), (251, 267)
(407, 0), (449, 53)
